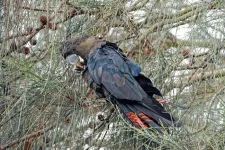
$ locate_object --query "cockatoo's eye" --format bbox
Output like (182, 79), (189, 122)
(66, 54), (79, 65)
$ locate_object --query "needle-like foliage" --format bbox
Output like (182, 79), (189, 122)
(0, 0), (225, 149)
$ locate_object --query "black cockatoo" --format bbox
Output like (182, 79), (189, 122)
(60, 35), (181, 133)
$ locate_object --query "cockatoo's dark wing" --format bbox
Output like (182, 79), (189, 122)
(87, 44), (146, 101)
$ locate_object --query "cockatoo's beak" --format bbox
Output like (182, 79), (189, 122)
(75, 56), (85, 71)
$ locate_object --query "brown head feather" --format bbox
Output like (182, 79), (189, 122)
(60, 35), (105, 63)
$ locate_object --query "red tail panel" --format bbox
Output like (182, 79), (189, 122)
(125, 112), (148, 128)
(138, 112), (154, 124)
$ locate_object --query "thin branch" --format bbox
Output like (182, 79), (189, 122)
(55, 8), (99, 25)
(22, 6), (64, 13)
(169, 68), (225, 90)
(127, 0), (150, 12)
(176, 65), (207, 70)
(0, 125), (54, 150)
(184, 52), (209, 59)
(77, 106), (115, 148)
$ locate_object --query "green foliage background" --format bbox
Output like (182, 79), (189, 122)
(0, 0), (225, 149)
